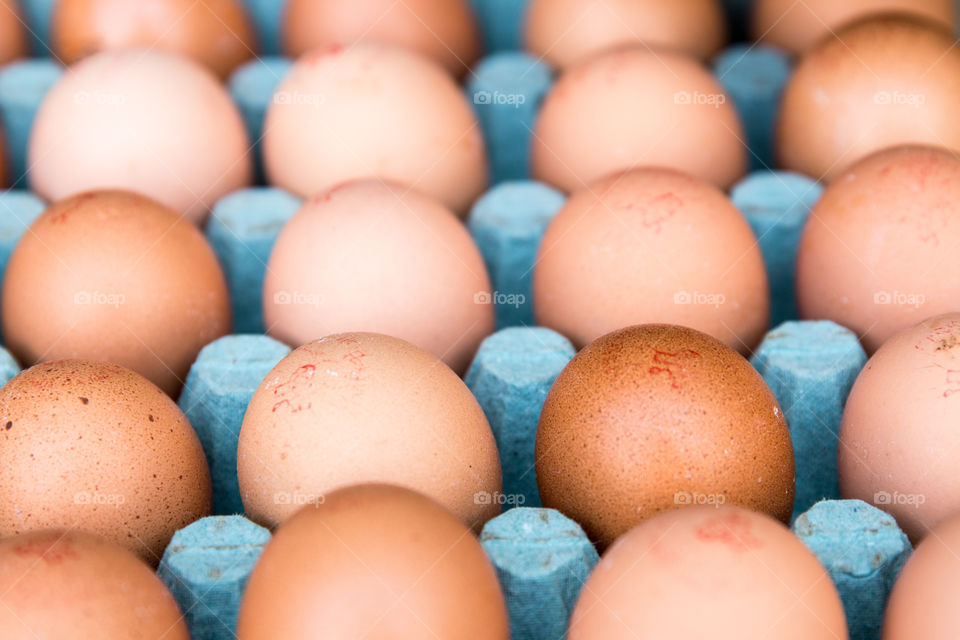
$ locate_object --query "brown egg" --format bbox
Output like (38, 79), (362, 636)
(29, 49), (252, 225)
(264, 179), (494, 374)
(0, 360), (212, 563)
(839, 313), (960, 542)
(0, 0), (27, 65)
(532, 47), (745, 193)
(525, 0), (726, 69)
(752, 0), (955, 55)
(536, 324), (794, 549)
(569, 506), (847, 639)
(237, 333), (502, 530)
(534, 168), (769, 354)
(283, 0), (480, 77)
(796, 146), (960, 353)
(237, 484), (509, 639)
(263, 43), (487, 217)
(1, 190), (231, 397)
(778, 15), (960, 182)
(884, 513), (960, 639)
(0, 530), (189, 639)
(52, 0), (257, 79)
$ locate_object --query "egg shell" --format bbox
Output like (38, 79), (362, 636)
(569, 505), (847, 639)
(0, 360), (212, 563)
(534, 168), (770, 353)
(0, 530), (189, 639)
(237, 484), (509, 639)
(752, 0), (955, 55)
(532, 47), (745, 192)
(52, 0), (258, 79)
(1, 190), (231, 397)
(263, 43), (487, 217)
(778, 15), (960, 182)
(0, 0), (27, 66)
(536, 324), (795, 549)
(283, 0), (480, 77)
(237, 332), (502, 530)
(883, 512), (960, 639)
(525, 0), (726, 68)
(263, 179), (494, 374)
(796, 145), (960, 353)
(28, 48), (252, 224)
(839, 313), (960, 542)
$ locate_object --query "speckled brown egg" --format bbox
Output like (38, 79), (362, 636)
(263, 179), (494, 375)
(534, 168), (770, 354)
(52, 0), (257, 79)
(536, 324), (795, 549)
(796, 145), (960, 354)
(532, 47), (746, 193)
(778, 15), (960, 182)
(0, 530), (189, 639)
(0, 0), (27, 65)
(0, 360), (212, 564)
(525, 0), (726, 68)
(237, 333), (502, 531)
(569, 506), (847, 639)
(1, 190), (231, 397)
(752, 0), (955, 56)
(237, 484), (509, 639)
(839, 313), (960, 542)
(283, 0), (480, 77)
(263, 43), (487, 217)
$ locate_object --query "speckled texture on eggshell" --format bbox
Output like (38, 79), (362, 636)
(236, 484), (509, 639)
(1, 190), (231, 397)
(0, 360), (212, 564)
(0, 530), (189, 639)
(237, 332), (502, 531)
(536, 324), (795, 549)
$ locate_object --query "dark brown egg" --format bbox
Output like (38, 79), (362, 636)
(0, 0), (27, 66)
(0, 359), (212, 564)
(236, 484), (509, 639)
(536, 324), (795, 549)
(52, 0), (257, 78)
(0, 530), (189, 639)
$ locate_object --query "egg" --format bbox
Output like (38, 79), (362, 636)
(0, 530), (189, 639)
(532, 47), (745, 192)
(283, 0), (480, 77)
(883, 512), (960, 639)
(534, 168), (769, 353)
(237, 333), (502, 530)
(752, 0), (955, 55)
(263, 43), (487, 216)
(778, 15), (960, 182)
(237, 484), (509, 639)
(1, 190), (231, 397)
(525, 0), (726, 69)
(28, 49), (252, 224)
(0, 0), (27, 65)
(536, 324), (794, 549)
(569, 506), (847, 639)
(839, 313), (960, 542)
(0, 360), (211, 563)
(52, 0), (257, 78)
(796, 145), (960, 353)
(264, 179), (494, 374)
